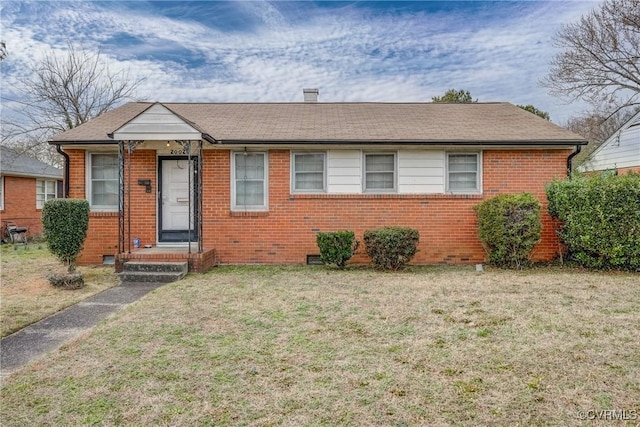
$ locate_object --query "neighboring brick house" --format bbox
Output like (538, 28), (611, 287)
(0, 146), (63, 238)
(49, 96), (586, 271)
(578, 110), (640, 175)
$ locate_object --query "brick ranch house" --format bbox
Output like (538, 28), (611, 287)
(1, 146), (63, 238)
(49, 97), (586, 271)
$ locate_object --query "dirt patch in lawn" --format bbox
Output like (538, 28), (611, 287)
(1, 265), (638, 426)
(1, 245), (119, 336)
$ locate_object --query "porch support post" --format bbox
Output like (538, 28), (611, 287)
(125, 141), (143, 254)
(176, 140), (194, 255)
(197, 139), (203, 254)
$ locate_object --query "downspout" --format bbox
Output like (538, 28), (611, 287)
(566, 145), (582, 178)
(55, 144), (70, 198)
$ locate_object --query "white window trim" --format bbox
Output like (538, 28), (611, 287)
(86, 152), (119, 212)
(291, 152), (327, 193)
(36, 179), (59, 209)
(445, 151), (482, 194)
(363, 152), (397, 193)
(231, 151), (269, 212)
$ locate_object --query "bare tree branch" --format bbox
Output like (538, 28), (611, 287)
(542, 0), (640, 114)
(1, 42), (144, 164)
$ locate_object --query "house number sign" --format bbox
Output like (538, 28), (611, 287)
(170, 148), (188, 155)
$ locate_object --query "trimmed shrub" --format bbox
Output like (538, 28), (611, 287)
(364, 227), (419, 270)
(316, 231), (359, 269)
(42, 199), (90, 273)
(473, 193), (541, 268)
(546, 173), (640, 271)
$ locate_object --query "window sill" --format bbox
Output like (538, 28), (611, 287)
(289, 193), (483, 200)
(90, 211), (119, 217)
(230, 211), (269, 217)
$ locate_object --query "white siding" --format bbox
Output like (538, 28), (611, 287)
(327, 150), (362, 193)
(112, 103), (201, 141)
(582, 112), (640, 171)
(325, 149), (447, 194)
(398, 150), (445, 193)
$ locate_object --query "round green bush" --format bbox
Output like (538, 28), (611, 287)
(473, 193), (541, 269)
(316, 231), (359, 269)
(363, 227), (419, 270)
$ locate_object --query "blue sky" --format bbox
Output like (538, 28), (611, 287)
(1, 1), (598, 123)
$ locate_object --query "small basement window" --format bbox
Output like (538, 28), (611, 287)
(102, 255), (115, 265)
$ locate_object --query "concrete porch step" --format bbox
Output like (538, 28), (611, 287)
(119, 261), (188, 284)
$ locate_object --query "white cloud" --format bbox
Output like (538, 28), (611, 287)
(0, 0), (599, 125)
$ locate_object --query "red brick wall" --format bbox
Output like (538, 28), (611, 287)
(617, 166), (640, 174)
(68, 149), (159, 265)
(71, 147), (570, 266)
(67, 149), (119, 264)
(1, 175), (43, 237)
(201, 149), (569, 265)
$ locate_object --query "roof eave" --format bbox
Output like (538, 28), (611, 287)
(213, 139), (588, 147)
(48, 140), (117, 145)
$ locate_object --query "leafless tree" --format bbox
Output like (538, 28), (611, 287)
(1, 42), (143, 163)
(543, 0), (640, 115)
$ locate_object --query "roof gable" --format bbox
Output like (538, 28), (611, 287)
(110, 103), (203, 141)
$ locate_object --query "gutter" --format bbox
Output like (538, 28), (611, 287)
(566, 145), (582, 177)
(210, 139), (588, 147)
(55, 144), (70, 198)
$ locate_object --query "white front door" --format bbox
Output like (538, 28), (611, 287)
(159, 158), (196, 242)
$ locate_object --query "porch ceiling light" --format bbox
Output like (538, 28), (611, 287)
(166, 141), (170, 147)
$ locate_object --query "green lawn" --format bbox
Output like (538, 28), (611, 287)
(0, 245), (119, 336)
(1, 265), (639, 426)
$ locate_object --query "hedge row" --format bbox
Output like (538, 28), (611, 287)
(546, 173), (640, 271)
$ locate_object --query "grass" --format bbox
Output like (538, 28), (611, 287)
(0, 244), (119, 337)
(1, 265), (639, 426)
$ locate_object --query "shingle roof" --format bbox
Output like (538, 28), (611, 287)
(0, 146), (62, 179)
(49, 101), (586, 145)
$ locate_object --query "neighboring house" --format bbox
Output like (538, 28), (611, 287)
(578, 110), (640, 174)
(0, 146), (63, 237)
(48, 94), (586, 271)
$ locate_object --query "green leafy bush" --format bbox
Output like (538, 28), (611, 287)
(316, 231), (359, 268)
(546, 173), (640, 271)
(473, 193), (541, 268)
(42, 199), (90, 273)
(363, 227), (419, 270)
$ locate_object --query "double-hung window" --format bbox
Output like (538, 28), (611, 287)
(233, 152), (268, 211)
(292, 153), (325, 192)
(447, 153), (481, 193)
(89, 153), (119, 210)
(36, 179), (59, 209)
(0, 176), (4, 210)
(364, 153), (396, 192)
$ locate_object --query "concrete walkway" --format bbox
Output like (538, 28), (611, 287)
(1, 282), (166, 379)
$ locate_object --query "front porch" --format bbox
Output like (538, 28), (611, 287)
(115, 246), (218, 273)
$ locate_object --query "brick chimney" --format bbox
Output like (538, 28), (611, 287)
(303, 88), (319, 102)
